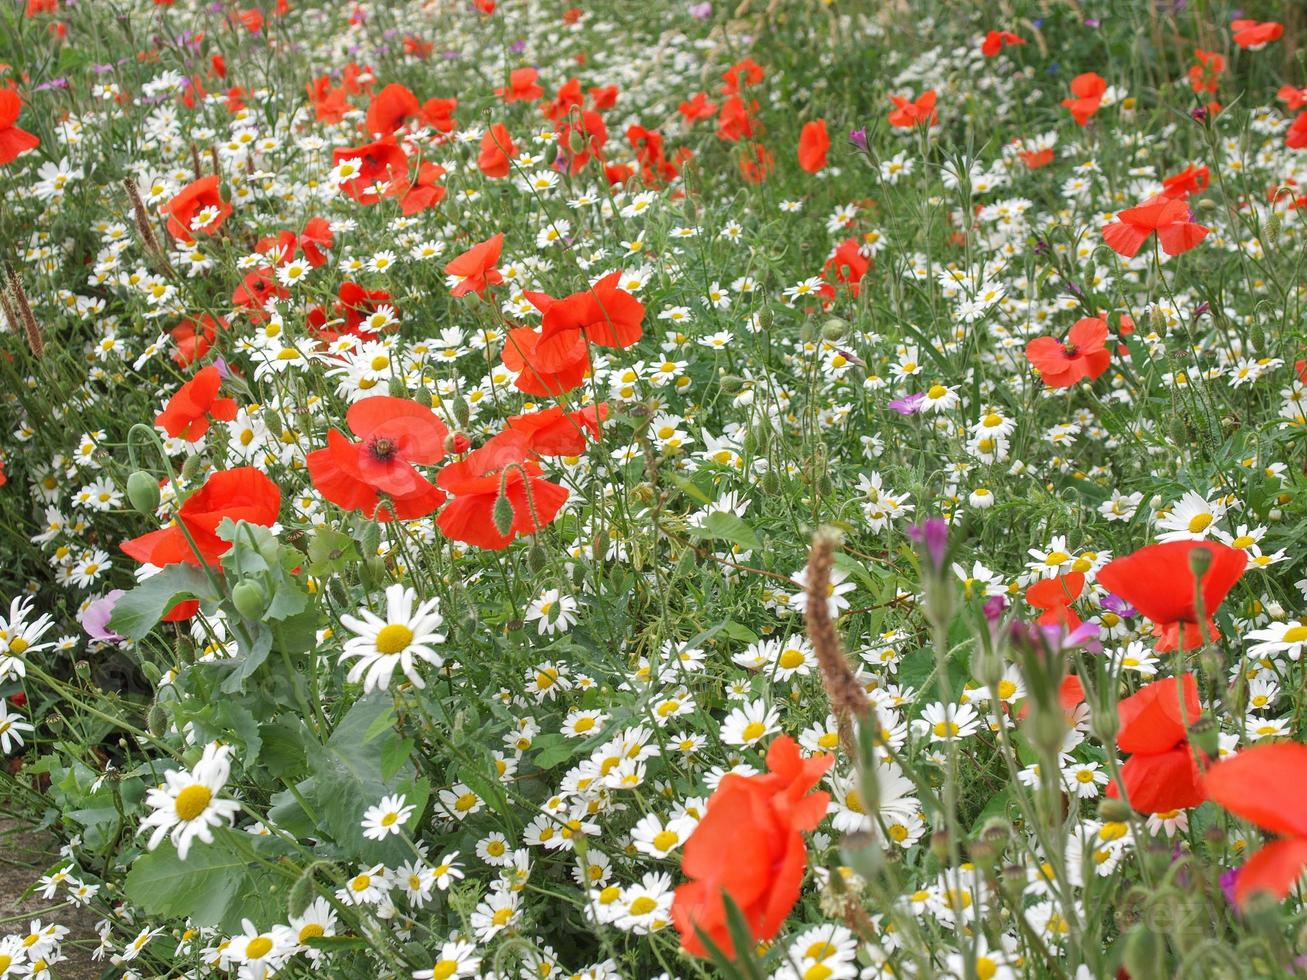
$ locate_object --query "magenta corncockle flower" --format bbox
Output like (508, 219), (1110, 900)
(1099, 593), (1136, 617)
(983, 595), (1007, 621)
(848, 128), (869, 151)
(81, 590), (126, 643)
(890, 392), (926, 415)
(908, 517), (949, 574)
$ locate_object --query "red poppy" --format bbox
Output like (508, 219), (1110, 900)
(533, 272), (644, 371)
(1206, 743), (1307, 908)
(627, 125), (688, 186)
(1105, 674), (1206, 813)
(365, 82), (421, 135)
(500, 326), (589, 396)
(0, 88), (40, 165)
(306, 396), (448, 521)
(679, 91), (717, 123)
(1096, 541), (1246, 651)
(721, 58), (765, 95)
(496, 67), (543, 103)
(334, 281), (396, 338)
(797, 119), (829, 173)
(420, 97), (457, 133)
(981, 30), (1025, 57)
(169, 314), (226, 366)
(435, 432), (569, 550)
(156, 365), (238, 442)
(1288, 112), (1307, 151)
(122, 467), (281, 568)
(477, 123), (518, 179)
(1026, 572), (1085, 629)
(817, 238), (870, 299)
(556, 109), (607, 174)
(1061, 72), (1107, 126)
(444, 234), (504, 298)
(299, 216), (334, 267)
(164, 176), (232, 242)
(400, 161), (447, 216)
(1189, 50), (1225, 94)
(739, 142), (774, 183)
(716, 95), (760, 142)
(1018, 147), (1054, 170)
(231, 267), (289, 320)
(1280, 86), (1307, 111)
(1231, 19), (1283, 50)
(672, 735), (832, 958)
(1160, 164), (1210, 200)
(307, 76), (350, 123)
(506, 405), (606, 457)
(1025, 316), (1111, 388)
(1102, 197), (1209, 258)
(888, 90), (938, 128)
(332, 136), (409, 204)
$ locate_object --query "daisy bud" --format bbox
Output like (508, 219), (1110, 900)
(492, 493), (515, 536)
(126, 470), (161, 514)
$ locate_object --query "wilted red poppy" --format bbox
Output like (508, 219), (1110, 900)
(533, 272), (644, 371)
(1105, 674), (1206, 813)
(1025, 316), (1111, 388)
(435, 432), (569, 550)
(496, 67), (543, 103)
(672, 735), (832, 958)
(1206, 742), (1307, 908)
(506, 405), (606, 457)
(306, 396), (448, 521)
(1061, 72), (1107, 126)
(477, 124), (518, 179)
(122, 467), (281, 568)
(0, 88), (40, 165)
(797, 119), (829, 173)
(1096, 541), (1246, 651)
(888, 90), (937, 128)
(332, 136), (409, 204)
(165, 176), (232, 242)
(444, 234), (504, 298)
(500, 326), (589, 396)
(156, 365), (238, 442)
(1026, 572), (1085, 629)
(1231, 19), (1283, 50)
(982, 29), (1025, 57)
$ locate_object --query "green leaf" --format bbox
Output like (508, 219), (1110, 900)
(692, 512), (760, 551)
(219, 624), (274, 694)
(123, 834), (284, 930)
(108, 565), (217, 641)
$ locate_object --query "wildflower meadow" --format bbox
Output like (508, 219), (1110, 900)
(2, 0), (1307, 976)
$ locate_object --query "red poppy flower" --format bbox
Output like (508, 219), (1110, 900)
(435, 432), (569, 550)
(1026, 572), (1085, 629)
(444, 234), (504, 299)
(231, 267), (289, 320)
(1102, 196), (1210, 258)
(334, 281), (396, 338)
(1206, 742), (1307, 908)
(1025, 316), (1111, 388)
(1231, 19), (1283, 50)
(818, 238), (870, 299)
(332, 136), (409, 204)
(122, 467), (281, 568)
(716, 95), (760, 142)
(1161, 164), (1210, 200)
(156, 365), (238, 442)
(365, 82), (420, 135)
(400, 161), (447, 216)
(500, 326), (589, 396)
(1288, 112), (1307, 151)
(1018, 147), (1054, 169)
(1105, 674), (1206, 813)
(1061, 72), (1107, 126)
(1096, 541), (1246, 651)
(496, 67), (543, 103)
(1281, 86), (1307, 111)
(506, 405), (606, 457)
(672, 735), (832, 958)
(556, 108), (607, 174)
(679, 91), (717, 123)
(165, 176), (232, 242)
(1189, 50), (1225, 94)
(308, 76), (350, 124)
(721, 58), (765, 95)
(0, 88), (40, 165)
(421, 97), (457, 133)
(306, 396), (448, 522)
(888, 90), (938, 128)
(532, 272), (644, 372)
(627, 125), (687, 186)
(169, 314), (226, 367)
(299, 216), (334, 267)
(981, 30), (1025, 57)
(797, 118), (829, 173)
(478, 123), (518, 179)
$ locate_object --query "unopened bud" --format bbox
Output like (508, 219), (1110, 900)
(181, 453), (204, 481)
(231, 579), (268, 621)
(821, 317), (848, 341)
(1122, 924), (1165, 979)
(527, 543), (547, 573)
(1188, 713), (1220, 757)
(492, 494), (515, 536)
(126, 471), (161, 514)
(1098, 797), (1133, 822)
(1188, 544), (1213, 579)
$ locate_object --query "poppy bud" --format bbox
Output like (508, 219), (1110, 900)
(231, 579), (267, 620)
(446, 432), (470, 454)
(1122, 923), (1165, 979)
(1149, 305), (1167, 331)
(147, 702), (169, 737)
(527, 542), (547, 573)
(453, 396), (471, 427)
(492, 493), (515, 536)
(361, 556), (385, 590)
(360, 522), (381, 556)
(719, 374), (745, 393)
(181, 453), (205, 480)
(1265, 211), (1281, 244)
(1197, 197), (1219, 211)
(1187, 713), (1220, 757)
(761, 470), (781, 496)
(74, 660), (91, 681)
(821, 317), (848, 341)
(1030, 708), (1065, 759)
(127, 470), (161, 514)
(1091, 703), (1119, 743)
(973, 643), (1004, 690)
(1188, 543), (1213, 579)
(140, 661), (162, 685)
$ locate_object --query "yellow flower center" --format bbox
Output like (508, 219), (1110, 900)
(1044, 551), (1069, 566)
(298, 923), (324, 943)
(652, 830), (679, 852)
(375, 624), (413, 654)
(1282, 625), (1307, 643)
(350, 875), (371, 891)
(491, 907), (514, 926)
(933, 721), (960, 738)
(928, 384), (947, 399)
(174, 784), (212, 822)
(741, 721), (766, 742)
(8, 637), (29, 655)
(381, 812), (399, 826)
(1187, 513), (1213, 533)
(246, 937), (273, 959)
(432, 963), (458, 980)
(454, 793), (479, 812)
(997, 680), (1017, 700)
(779, 649), (805, 670)
(628, 896), (657, 916)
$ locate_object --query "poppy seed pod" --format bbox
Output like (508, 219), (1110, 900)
(126, 470), (161, 514)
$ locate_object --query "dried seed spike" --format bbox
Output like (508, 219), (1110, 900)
(122, 177), (168, 268)
(4, 261), (44, 359)
(805, 527), (869, 752)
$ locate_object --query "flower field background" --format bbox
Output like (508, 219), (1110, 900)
(1, 0), (1307, 976)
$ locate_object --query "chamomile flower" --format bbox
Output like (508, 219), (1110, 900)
(139, 743), (241, 859)
(338, 584), (446, 691)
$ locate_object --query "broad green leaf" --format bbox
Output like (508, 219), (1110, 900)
(108, 565), (217, 641)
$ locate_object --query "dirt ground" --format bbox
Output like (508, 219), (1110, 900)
(0, 819), (103, 979)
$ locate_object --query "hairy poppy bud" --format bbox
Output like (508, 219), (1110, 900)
(1122, 924), (1165, 979)
(492, 494), (515, 536)
(181, 453), (205, 481)
(527, 542), (547, 573)
(453, 396), (471, 427)
(231, 579), (267, 621)
(1188, 544), (1213, 579)
(139, 660), (162, 685)
(821, 317), (848, 341)
(147, 702), (169, 737)
(761, 470), (782, 496)
(1187, 713), (1220, 757)
(126, 470), (161, 514)
(1098, 797), (1133, 822)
